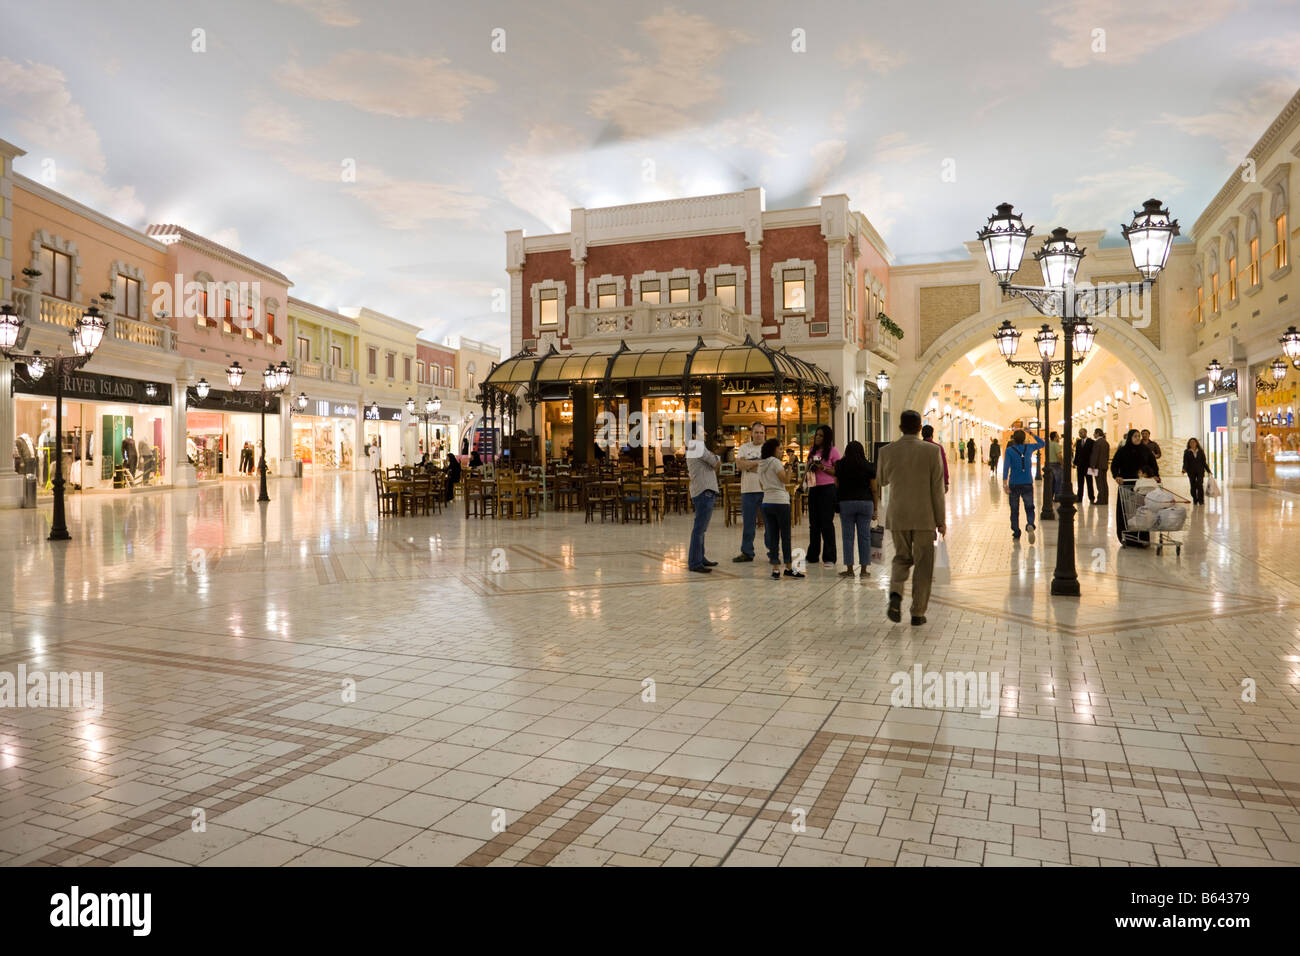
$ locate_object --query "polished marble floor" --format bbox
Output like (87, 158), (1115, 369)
(1, 464), (1298, 867)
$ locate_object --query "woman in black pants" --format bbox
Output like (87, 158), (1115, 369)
(1182, 438), (1211, 504)
(805, 425), (840, 568)
(1110, 429), (1160, 546)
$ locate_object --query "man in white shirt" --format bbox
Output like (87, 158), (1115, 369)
(732, 421), (766, 563)
(686, 424), (720, 573)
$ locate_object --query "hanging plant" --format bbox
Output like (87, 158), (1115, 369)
(22, 267), (42, 278)
(878, 311), (904, 340)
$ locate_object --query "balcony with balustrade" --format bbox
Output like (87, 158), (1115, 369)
(565, 299), (762, 351)
(11, 288), (178, 352)
(861, 314), (901, 363)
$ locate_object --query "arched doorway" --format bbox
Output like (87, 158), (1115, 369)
(903, 310), (1179, 443)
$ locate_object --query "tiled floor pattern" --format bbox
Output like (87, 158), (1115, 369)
(1, 466), (1298, 866)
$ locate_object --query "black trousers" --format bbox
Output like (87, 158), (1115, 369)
(806, 484), (837, 563)
(1076, 464), (1094, 502)
(1188, 471), (1205, 504)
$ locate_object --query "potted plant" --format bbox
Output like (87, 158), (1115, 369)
(21, 267), (41, 289)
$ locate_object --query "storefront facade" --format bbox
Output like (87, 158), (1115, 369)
(293, 398), (358, 472)
(1252, 360), (1300, 493)
(185, 388), (284, 482)
(362, 403), (405, 470)
(13, 368), (174, 494)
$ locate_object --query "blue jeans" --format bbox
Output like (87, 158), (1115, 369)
(740, 491), (763, 557)
(689, 490), (716, 569)
(1009, 483), (1035, 536)
(762, 502), (792, 565)
(1049, 463), (1063, 497)
(839, 499), (874, 566)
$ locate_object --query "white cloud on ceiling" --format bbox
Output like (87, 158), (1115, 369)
(833, 38), (906, 74)
(497, 125), (584, 233)
(588, 7), (754, 139)
(1045, 0), (1244, 68)
(1159, 79), (1297, 161)
(1046, 163), (1186, 230)
(274, 0), (361, 26)
(277, 50), (495, 121)
(0, 58), (145, 224)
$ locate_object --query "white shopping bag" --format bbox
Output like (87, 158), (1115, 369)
(932, 533), (951, 585)
(1205, 474), (1221, 497)
(870, 525), (885, 564)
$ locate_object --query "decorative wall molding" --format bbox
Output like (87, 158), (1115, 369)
(770, 257), (817, 329)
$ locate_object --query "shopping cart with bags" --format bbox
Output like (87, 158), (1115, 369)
(1118, 478), (1191, 555)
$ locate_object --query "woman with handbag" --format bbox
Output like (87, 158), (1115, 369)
(835, 441), (879, 577)
(1181, 438), (1211, 505)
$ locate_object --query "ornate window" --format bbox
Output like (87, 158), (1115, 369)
(586, 273), (626, 309)
(704, 265), (746, 309)
(30, 230), (79, 302)
(529, 279), (567, 332)
(1264, 164), (1291, 274)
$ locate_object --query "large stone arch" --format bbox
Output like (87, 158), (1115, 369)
(902, 309), (1177, 440)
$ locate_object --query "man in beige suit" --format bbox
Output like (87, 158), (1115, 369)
(877, 409), (947, 626)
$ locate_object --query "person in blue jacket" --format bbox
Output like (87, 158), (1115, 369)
(1001, 428), (1045, 544)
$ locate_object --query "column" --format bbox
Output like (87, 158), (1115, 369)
(1234, 366), (1255, 488)
(700, 380), (723, 441)
(571, 385), (596, 465)
(0, 358), (20, 506)
(173, 375), (196, 487)
(747, 243), (762, 319)
(279, 393), (293, 474)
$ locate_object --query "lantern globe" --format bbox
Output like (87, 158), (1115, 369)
(1122, 199), (1179, 281)
(977, 203), (1033, 284)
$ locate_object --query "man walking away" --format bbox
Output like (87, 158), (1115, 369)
(1075, 427), (1095, 503)
(732, 422), (765, 563)
(1047, 432), (1063, 497)
(878, 410), (946, 626)
(686, 424), (720, 573)
(1002, 428), (1045, 544)
(988, 437), (1001, 475)
(1090, 429), (1110, 505)
(920, 424), (949, 492)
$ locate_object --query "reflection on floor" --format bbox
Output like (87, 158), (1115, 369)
(1, 465), (1298, 866)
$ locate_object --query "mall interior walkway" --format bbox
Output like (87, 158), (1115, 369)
(1, 463), (1298, 866)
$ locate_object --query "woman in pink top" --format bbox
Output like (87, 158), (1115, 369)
(806, 424), (841, 568)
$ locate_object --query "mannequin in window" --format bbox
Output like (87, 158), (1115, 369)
(38, 419), (55, 486)
(121, 431), (138, 476)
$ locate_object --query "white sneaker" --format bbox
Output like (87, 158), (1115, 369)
(822, 561), (835, 569)
(1027, 525), (1036, 544)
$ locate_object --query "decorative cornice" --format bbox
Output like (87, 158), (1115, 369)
(146, 223), (292, 287)
(287, 296), (362, 329)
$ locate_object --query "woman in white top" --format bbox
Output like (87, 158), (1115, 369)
(740, 436), (803, 580)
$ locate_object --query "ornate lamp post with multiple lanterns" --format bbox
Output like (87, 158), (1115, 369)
(0, 302), (108, 540)
(977, 198), (1178, 596)
(226, 359), (292, 502)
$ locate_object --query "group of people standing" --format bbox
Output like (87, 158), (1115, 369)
(995, 424), (1214, 549)
(685, 421), (882, 581)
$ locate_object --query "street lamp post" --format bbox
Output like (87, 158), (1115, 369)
(1, 302), (108, 540)
(410, 395), (443, 458)
(978, 199), (1177, 596)
(227, 359), (292, 502)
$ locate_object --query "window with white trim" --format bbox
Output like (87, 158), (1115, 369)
(297, 336), (311, 363)
(330, 345), (343, 368)
(39, 246), (72, 300)
(445, 367), (454, 388)
(417, 360), (426, 383)
(639, 279), (661, 304)
(714, 274), (736, 308)
(668, 276), (690, 303)
(114, 273), (140, 319)
(367, 347), (378, 376)
(597, 283), (618, 308)
(430, 364), (439, 386)
(539, 288), (559, 326)
(783, 268), (807, 311)
(385, 352), (396, 379)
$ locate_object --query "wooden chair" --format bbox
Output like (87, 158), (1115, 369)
(407, 477), (432, 515)
(620, 479), (651, 524)
(465, 476), (494, 518)
(497, 474), (527, 520)
(374, 470), (398, 516)
(723, 480), (744, 527)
